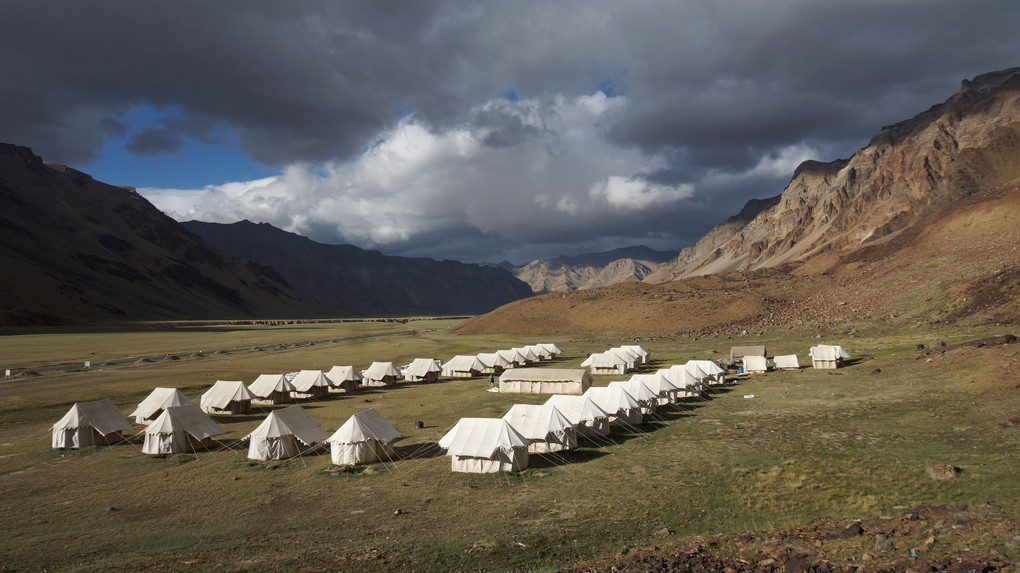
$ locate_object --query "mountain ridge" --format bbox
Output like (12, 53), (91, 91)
(182, 220), (534, 316)
(511, 245), (677, 294)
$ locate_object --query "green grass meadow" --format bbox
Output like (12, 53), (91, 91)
(1, 319), (1018, 571)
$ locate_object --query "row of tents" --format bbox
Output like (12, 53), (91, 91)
(580, 345), (651, 375)
(439, 359), (727, 473)
(443, 343), (563, 378)
(52, 395), (402, 465)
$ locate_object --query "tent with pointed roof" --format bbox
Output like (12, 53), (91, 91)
(404, 358), (442, 383)
(543, 394), (611, 438)
(524, 344), (553, 361)
(477, 352), (511, 374)
(496, 348), (527, 368)
(245, 405), (328, 461)
(581, 352), (628, 375)
(608, 380), (658, 414)
(511, 347), (539, 365)
(363, 362), (400, 387)
(142, 404), (226, 455)
(583, 386), (643, 427)
(537, 343), (563, 357)
(200, 380), (254, 414)
(291, 370), (331, 398)
(442, 355), (486, 378)
(130, 387), (195, 424)
(629, 372), (680, 405)
(248, 374), (296, 405)
(439, 418), (530, 473)
(619, 345), (651, 365)
(52, 399), (132, 449)
(661, 367), (704, 398)
(502, 404), (577, 453)
(328, 409), (401, 466)
(686, 360), (727, 385)
(325, 365), (361, 393)
(810, 345), (851, 369)
(499, 368), (592, 395)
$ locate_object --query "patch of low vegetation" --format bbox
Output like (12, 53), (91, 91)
(0, 320), (1017, 571)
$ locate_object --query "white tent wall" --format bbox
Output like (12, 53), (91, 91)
(774, 355), (800, 370)
(498, 368), (592, 395)
(248, 434), (305, 461)
(200, 381), (253, 415)
(363, 362), (400, 386)
(52, 427), (121, 449)
(810, 345), (849, 369)
(543, 395), (611, 438)
(142, 431), (211, 455)
(331, 440), (391, 466)
(744, 355), (769, 373)
(130, 388), (194, 425)
(450, 448), (529, 473)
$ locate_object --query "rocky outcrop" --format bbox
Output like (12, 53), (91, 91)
(654, 67), (1020, 279)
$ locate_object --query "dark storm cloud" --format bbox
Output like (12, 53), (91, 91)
(1, 0), (1017, 261)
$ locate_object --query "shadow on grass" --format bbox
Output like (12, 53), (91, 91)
(393, 441), (444, 460)
(529, 448), (610, 468)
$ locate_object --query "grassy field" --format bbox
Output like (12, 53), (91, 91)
(0, 319), (1018, 571)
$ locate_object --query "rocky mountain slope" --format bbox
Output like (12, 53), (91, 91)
(183, 220), (534, 316)
(652, 67), (1020, 280)
(0, 144), (320, 325)
(512, 246), (678, 293)
(456, 68), (1020, 336)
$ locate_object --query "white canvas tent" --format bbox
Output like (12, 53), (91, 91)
(290, 370), (332, 398)
(248, 374), (296, 405)
(477, 352), (511, 374)
(130, 387), (195, 424)
(499, 368), (592, 395)
(583, 386), (643, 427)
(245, 405), (328, 461)
(619, 345), (651, 365)
(607, 380), (658, 414)
(686, 360), (727, 385)
(629, 372), (680, 405)
(52, 399), (132, 449)
(581, 352), (628, 375)
(442, 355), (486, 378)
(731, 345), (767, 363)
(609, 347), (640, 370)
(328, 409), (401, 466)
(537, 343), (563, 357)
(200, 380), (254, 414)
(543, 395), (611, 438)
(809, 345), (851, 369)
(774, 354), (800, 370)
(511, 347), (539, 365)
(404, 358), (442, 382)
(363, 362), (400, 387)
(325, 366), (361, 393)
(524, 344), (553, 361)
(496, 348), (527, 368)
(502, 404), (577, 453)
(142, 404), (225, 455)
(439, 418), (530, 473)
(661, 367), (704, 398)
(744, 355), (769, 373)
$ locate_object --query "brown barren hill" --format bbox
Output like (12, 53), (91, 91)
(457, 69), (1020, 337)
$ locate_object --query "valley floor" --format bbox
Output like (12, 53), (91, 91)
(0, 320), (1018, 571)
